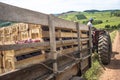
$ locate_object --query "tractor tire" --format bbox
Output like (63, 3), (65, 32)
(98, 32), (112, 65)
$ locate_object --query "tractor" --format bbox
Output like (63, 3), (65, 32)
(92, 29), (112, 65)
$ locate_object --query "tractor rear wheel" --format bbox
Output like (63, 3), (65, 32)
(98, 32), (112, 65)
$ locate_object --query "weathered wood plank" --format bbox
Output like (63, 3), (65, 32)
(15, 54), (45, 69)
(76, 22), (81, 52)
(52, 16), (76, 29)
(15, 47), (46, 56)
(62, 47), (78, 54)
(48, 15), (58, 72)
(79, 24), (89, 31)
(80, 31), (89, 38)
(81, 58), (89, 70)
(0, 42), (50, 50)
(0, 38), (88, 51)
(0, 2), (48, 25)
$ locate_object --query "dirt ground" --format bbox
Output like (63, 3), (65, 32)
(100, 31), (120, 80)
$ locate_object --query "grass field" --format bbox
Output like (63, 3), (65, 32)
(59, 11), (120, 29)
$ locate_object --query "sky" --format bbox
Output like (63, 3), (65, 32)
(0, 0), (120, 14)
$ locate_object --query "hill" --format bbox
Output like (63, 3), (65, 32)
(57, 10), (120, 29)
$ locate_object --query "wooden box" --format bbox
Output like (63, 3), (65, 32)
(11, 24), (19, 34)
(11, 34), (18, 44)
(4, 35), (12, 44)
(0, 36), (4, 45)
(0, 52), (3, 74)
(4, 27), (12, 35)
(19, 31), (29, 40)
(18, 23), (28, 31)
(0, 28), (4, 36)
(29, 28), (42, 39)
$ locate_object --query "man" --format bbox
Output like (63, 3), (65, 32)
(87, 18), (94, 48)
(87, 18), (94, 28)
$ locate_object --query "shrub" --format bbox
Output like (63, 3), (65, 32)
(82, 20), (103, 25)
(75, 14), (87, 20)
(117, 24), (120, 28)
(105, 25), (110, 29)
(93, 20), (103, 25)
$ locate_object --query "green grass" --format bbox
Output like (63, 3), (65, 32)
(110, 30), (117, 42)
(83, 53), (102, 80)
(59, 11), (120, 29)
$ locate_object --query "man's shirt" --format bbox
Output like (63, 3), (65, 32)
(87, 21), (93, 27)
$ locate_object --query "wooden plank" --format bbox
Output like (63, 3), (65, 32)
(0, 42), (50, 50)
(80, 31), (89, 38)
(48, 15), (58, 72)
(42, 31), (77, 38)
(42, 31), (49, 37)
(76, 22), (81, 53)
(60, 32), (73, 37)
(80, 33), (88, 38)
(15, 54), (45, 69)
(15, 47), (46, 56)
(88, 27), (92, 67)
(81, 50), (89, 57)
(52, 16), (76, 29)
(62, 47), (78, 54)
(80, 38), (89, 42)
(81, 58), (89, 70)
(81, 44), (88, 50)
(79, 24), (89, 31)
(81, 41), (88, 44)
(80, 34), (88, 38)
(56, 39), (78, 46)
(0, 39), (88, 51)
(0, 2), (48, 25)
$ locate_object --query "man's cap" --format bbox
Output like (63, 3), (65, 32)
(89, 18), (94, 21)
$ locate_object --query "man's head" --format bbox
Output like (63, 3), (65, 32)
(89, 18), (94, 23)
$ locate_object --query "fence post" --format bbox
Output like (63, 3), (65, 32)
(48, 15), (58, 73)
(88, 26), (92, 67)
(76, 22), (81, 58)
